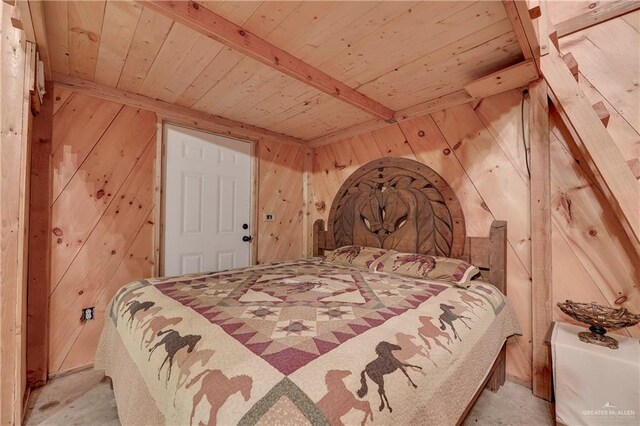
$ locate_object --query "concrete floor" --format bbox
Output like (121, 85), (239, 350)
(24, 369), (553, 425)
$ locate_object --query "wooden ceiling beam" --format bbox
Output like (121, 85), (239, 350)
(395, 89), (474, 122)
(138, 0), (396, 122)
(464, 60), (538, 99)
(311, 56), (544, 148)
(555, 0), (640, 38)
(52, 73), (305, 147)
(542, 44), (640, 256)
(503, 0), (541, 71)
(308, 90), (476, 148)
(308, 118), (390, 148)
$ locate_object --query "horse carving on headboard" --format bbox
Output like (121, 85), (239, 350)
(325, 158), (466, 258)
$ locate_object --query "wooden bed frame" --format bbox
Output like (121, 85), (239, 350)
(311, 158), (508, 424)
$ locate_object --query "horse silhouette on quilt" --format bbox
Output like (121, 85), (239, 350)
(357, 341), (422, 413)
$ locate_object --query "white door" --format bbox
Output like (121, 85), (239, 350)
(163, 124), (252, 276)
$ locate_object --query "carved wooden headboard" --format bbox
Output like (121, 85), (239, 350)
(313, 157), (508, 295)
(326, 158), (465, 257)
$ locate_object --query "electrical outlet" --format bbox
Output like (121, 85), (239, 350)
(81, 307), (95, 322)
(264, 212), (275, 222)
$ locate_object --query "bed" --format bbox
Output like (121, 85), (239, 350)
(96, 158), (520, 425)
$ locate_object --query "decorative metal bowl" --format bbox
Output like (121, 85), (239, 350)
(557, 300), (640, 349)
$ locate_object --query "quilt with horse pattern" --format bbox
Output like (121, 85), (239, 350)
(96, 258), (519, 425)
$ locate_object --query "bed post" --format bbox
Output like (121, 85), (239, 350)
(487, 220), (507, 391)
(313, 219), (327, 257)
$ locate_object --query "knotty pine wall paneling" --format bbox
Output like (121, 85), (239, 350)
(476, 90), (640, 338)
(256, 139), (306, 264)
(311, 109), (533, 383)
(48, 85), (157, 374)
(48, 85), (307, 374)
(311, 85), (640, 385)
(1, 3), (34, 421)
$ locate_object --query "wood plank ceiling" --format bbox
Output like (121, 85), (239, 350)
(44, 0), (524, 142)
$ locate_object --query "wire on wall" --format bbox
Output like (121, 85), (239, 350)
(522, 89), (531, 179)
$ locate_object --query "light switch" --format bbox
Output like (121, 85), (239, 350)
(264, 212), (275, 222)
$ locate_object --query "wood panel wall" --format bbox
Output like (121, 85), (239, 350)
(311, 91), (639, 386)
(256, 140), (306, 264)
(0, 2), (34, 421)
(48, 85), (306, 375)
(311, 107), (532, 384)
(48, 86), (158, 375)
(310, 12), (639, 386)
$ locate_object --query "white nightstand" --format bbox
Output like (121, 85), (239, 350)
(551, 322), (640, 426)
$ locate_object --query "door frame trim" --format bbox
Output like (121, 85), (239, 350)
(154, 119), (258, 277)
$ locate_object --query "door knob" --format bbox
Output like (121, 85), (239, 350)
(242, 235), (253, 242)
